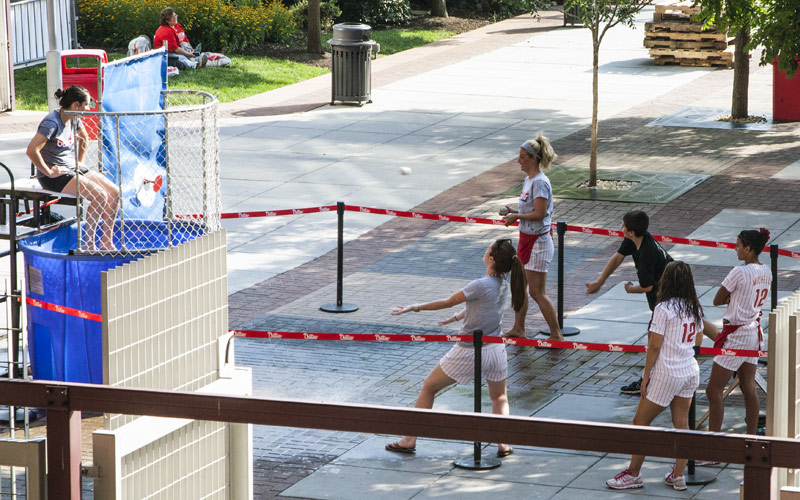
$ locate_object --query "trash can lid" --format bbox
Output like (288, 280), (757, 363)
(332, 23), (372, 43)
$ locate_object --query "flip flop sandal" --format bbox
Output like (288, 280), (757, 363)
(385, 442), (416, 454)
(497, 446), (514, 458)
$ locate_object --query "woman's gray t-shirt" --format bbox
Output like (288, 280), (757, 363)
(518, 172), (552, 236)
(34, 110), (81, 179)
(458, 274), (509, 347)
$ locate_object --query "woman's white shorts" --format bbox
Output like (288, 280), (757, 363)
(644, 371), (699, 407)
(714, 324), (761, 371)
(440, 343), (507, 384)
(524, 234), (554, 273)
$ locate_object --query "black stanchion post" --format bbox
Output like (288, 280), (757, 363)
(770, 244), (778, 311)
(453, 330), (501, 470)
(685, 344), (715, 485)
(540, 221), (580, 337)
(320, 201), (358, 313)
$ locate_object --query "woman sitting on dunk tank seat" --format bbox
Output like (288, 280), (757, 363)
(26, 85), (120, 251)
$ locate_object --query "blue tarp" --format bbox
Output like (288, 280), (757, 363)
(101, 51), (168, 221)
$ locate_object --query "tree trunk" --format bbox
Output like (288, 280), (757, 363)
(589, 42), (599, 187)
(731, 25), (750, 119)
(431, 0), (448, 18)
(307, 0), (323, 54)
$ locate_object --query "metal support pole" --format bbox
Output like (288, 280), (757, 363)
(685, 346), (715, 485)
(540, 221), (580, 337)
(320, 202), (358, 313)
(770, 244), (778, 311)
(454, 330), (501, 470)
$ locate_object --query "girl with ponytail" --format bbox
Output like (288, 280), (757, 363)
(705, 228), (772, 436)
(387, 238), (525, 458)
(26, 86), (120, 250)
(500, 132), (563, 341)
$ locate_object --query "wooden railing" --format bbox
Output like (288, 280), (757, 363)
(1, 378), (799, 500)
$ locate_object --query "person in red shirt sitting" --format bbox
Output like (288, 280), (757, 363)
(154, 8), (207, 70)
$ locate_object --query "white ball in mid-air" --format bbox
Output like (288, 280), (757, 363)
(399, 167), (412, 175)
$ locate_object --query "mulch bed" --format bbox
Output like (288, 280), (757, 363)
(242, 13), (492, 71)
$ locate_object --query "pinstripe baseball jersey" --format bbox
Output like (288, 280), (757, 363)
(518, 172), (552, 236)
(722, 263), (772, 325)
(649, 298), (701, 377)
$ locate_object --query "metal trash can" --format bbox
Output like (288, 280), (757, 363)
(328, 23), (380, 105)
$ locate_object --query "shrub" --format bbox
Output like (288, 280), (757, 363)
(290, 0), (342, 31)
(77, 0), (296, 51)
(337, 0), (410, 26)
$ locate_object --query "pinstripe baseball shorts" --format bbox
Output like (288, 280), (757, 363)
(644, 371), (699, 407)
(440, 343), (507, 384)
(524, 234), (554, 273)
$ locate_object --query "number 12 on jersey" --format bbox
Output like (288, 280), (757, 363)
(682, 323), (696, 344)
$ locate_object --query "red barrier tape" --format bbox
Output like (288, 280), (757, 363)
(343, 205), (517, 227)
(214, 203), (799, 259)
(231, 329), (766, 358)
(16, 198), (61, 218)
(25, 297), (102, 322)
(221, 205), (337, 220)
(21, 297), (766, 358)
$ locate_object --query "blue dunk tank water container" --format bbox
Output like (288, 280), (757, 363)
(19, 227), (140, 384)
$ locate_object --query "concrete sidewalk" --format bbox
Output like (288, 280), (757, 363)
(2, 8), (799, 499)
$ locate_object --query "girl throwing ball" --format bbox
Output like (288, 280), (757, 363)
(706, 228), (772, 435)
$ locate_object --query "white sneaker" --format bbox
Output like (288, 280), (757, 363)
(665, 471), (687, 491)
(606, 469), (644, 489)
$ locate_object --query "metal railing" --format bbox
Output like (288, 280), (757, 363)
(0, 378), (798, 500)
(10, 0), (76, 68)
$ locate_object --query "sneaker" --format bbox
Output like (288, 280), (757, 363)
(606, 469), (644, 490)
(620, 378), (642, 395)
(665, 471), (687, 491)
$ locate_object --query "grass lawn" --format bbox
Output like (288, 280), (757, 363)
(13, 28), (455, 111)
(322, 28), (455, 56)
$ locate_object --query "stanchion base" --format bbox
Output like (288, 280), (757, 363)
(538, 326), (581, 337)
(453, 456), (501, 470)
(319, 303), (359, 313)
(684, 466), (717, 485)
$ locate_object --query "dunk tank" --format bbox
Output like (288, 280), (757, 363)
(21, 49), (221, 383)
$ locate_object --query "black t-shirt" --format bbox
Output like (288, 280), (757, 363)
(617, 231), (672, 311)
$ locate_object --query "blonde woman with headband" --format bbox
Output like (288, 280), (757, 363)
(500, 133), (563, 342)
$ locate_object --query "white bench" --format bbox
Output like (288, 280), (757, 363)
(0, 177), (76, 199)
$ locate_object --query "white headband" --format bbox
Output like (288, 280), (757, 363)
(521, 141), (540, 159)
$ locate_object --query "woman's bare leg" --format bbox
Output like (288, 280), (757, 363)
(527, 269), (563, 341)
(392, 364), (456, 449)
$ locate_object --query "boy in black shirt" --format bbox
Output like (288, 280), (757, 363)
(585, 210), (672, 395)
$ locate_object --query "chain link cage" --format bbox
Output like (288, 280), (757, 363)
(67, 90), (220, 255)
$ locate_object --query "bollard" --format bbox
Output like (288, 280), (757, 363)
(453, 330), (501, 470)
(539, 221), (580, 337)
(320, 202), (358, 313)
(685, 344), (716, 485)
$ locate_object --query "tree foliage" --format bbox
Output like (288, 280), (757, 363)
(751, 0), (800, 77)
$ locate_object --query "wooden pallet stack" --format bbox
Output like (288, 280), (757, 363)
(644, 1), (733, 68)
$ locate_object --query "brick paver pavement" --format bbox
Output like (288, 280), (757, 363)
(228, 41), (800, 495)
